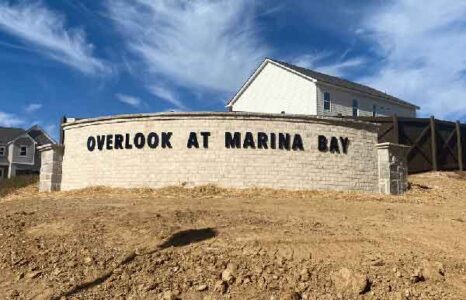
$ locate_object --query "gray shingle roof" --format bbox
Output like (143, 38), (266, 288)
(270, 59), (420, 109)
(0, 125), (55, 146)
(0, 127), (25, 144)
(27, 125), (56, 146)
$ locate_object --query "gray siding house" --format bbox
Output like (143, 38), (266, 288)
(0, 125), (55, 180)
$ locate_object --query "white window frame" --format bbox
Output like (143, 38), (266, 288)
(323, 92), (331, 112)
(19, 145), (27, 157)
(352, 99), (359, 117)
(0, 146), (5, 157)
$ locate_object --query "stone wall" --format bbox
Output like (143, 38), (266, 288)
(377, 143), (410, 195)
(38, 144), (64, 192)
(59, 112), (382, 192)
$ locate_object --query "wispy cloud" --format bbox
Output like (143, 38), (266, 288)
(291, 53), (365, 77)
(107, 0), (269, 93)
(148, 84), (188, 111)
(0, 1), (109, 75)
(316, 58), (366, 77)
(360, 0), (466, 119)
(0, 111), (25, 127)
(115, 93), (142, 108)
(24, 103), (43, 113)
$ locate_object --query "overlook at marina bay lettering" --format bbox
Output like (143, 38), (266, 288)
(86, 131), (350, 154)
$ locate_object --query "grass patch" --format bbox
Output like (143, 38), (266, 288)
(0, 175), (38, 198)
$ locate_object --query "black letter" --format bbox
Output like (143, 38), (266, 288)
(340, 137), (350, 154)
(278, 133), (291, 150)
(106, 135), (114, 150)
(125, 133), (133, 149)
(147, 132), (159, 149)
(318, 135), (328, 152)
(243, 132), (256, 149)
(329, 136), (340, 153)
(257, 132), (268, 149)
(225, 132), (241, 148)
(134, 133), (146, 149)
(97, 135), (105, 151)
(187, 132), (199, 149)
(292, 134), (304, 151)
(87, 137), (96, 152)
(270, 133), (277, 149)
(200, 132), (210, 148)
(114, 134), (124, 149)
(162, 132), (173, 148)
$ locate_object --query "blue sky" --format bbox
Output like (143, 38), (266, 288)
(1, 0), (466, 139)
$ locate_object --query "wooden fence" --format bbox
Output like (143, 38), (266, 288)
(353, 116), (465, 174)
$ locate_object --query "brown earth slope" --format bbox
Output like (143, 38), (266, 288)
(0, 173), (466, 299)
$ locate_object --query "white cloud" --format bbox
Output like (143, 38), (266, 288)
(360, 0), (466, 119)
(107, 0), (269, 92)
(148, 84), (188, 111)
(291, 53), (365, 77)
(316, 58), (366, 78)
(0, 111), (25, 127)
(24, 103), (43, 113)
(290, 52), (331, 69)
(115, 93), (142, 108)
(0, 1), (109, 75)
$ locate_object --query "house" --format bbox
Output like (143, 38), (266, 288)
(227, 58), (419, 118)
(0, 125), (56, 180)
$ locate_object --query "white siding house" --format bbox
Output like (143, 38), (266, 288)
(227, 59), (419, 118)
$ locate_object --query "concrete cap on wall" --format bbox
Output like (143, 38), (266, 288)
(61, 111), (379, 131)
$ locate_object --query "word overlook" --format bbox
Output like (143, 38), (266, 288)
(86, 131), (350, 153)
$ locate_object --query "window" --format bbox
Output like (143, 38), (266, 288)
(372, 104), (377, 117)
(352, 99), (359, 117)
(323, 92), (331, 111)
(0, 146), (5, 157)
(20, 146), (27, 156)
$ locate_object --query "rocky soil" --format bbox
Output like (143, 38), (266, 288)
(1, 172), (466, 299)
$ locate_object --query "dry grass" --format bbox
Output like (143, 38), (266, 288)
(2, 172), (465, 205)
(0, 175), (38, 198)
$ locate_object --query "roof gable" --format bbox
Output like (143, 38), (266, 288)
(26, 125), (56, 146)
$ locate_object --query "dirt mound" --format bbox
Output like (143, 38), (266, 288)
(1, 173), (466, 299)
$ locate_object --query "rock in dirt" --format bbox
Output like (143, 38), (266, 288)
(26, 271), (41, 279)
(410, 268), (425, 283)
(83, 256), (94, 265)
(331, 268), (369, 296)
(222, 263), (237, 283)
(161, 291), (177, 300)
(214, 280), (227, 294)
(421, 261), (445, 281)
(280, 291), (301, 300)
(197, 284), (208, 291)
(299, 268), (310, 282)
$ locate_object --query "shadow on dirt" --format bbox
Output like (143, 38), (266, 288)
(159, 227), (217, 249)
(54, 228), (217, 299)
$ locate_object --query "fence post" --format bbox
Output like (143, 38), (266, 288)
(430, 116), (438, 171)
(392, 114), (400, 144)
(457, 121), (464, 171)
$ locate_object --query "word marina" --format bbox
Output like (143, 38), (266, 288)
(86, 131), (350, 154)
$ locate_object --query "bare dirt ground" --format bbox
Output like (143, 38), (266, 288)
(1, 173), (466, 300)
